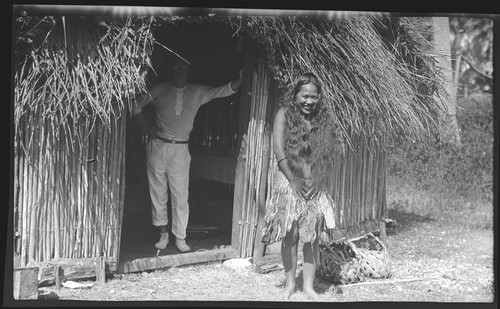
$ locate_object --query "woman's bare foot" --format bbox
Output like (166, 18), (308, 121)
(303, 287), (319, 300)
(283, 285), (296, 299)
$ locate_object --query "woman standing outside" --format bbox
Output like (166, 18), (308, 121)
(262, 73), (342, 299)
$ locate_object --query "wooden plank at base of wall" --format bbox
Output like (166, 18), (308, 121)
(38, 257), (117, 286)
(120, 247), (239, 273)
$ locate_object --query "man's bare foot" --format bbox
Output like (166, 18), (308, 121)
(303, 287), (319, 300)
(283, 285), (295, 299)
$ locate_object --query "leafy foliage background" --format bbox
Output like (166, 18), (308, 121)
(387, 92), (493, 202)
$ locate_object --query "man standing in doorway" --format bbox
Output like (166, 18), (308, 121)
(133, 55), (243, 252)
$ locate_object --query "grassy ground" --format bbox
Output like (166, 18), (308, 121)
(36, 93), (495, 304)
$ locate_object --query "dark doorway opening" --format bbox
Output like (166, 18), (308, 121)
(120, 22), (243, 267)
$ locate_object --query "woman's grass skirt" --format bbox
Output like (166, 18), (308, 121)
(261, 169), (336, 244)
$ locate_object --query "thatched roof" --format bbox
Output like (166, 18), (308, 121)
(13, 8), (445, 150)
(229, 15), (445, 148)
(13, 15), (155, 150)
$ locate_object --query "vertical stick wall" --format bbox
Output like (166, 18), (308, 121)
(13, 108), (126, 267)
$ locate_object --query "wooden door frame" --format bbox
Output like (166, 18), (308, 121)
(230, 36), (259, 251)
(230, 37), (280, 258)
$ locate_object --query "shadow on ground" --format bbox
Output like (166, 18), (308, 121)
(386, 203), (435, 236)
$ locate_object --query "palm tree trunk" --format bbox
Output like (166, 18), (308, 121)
(432, 17), (461, 146)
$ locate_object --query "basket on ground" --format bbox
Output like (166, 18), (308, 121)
(317, 232), (391, 284)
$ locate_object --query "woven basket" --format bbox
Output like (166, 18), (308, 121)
(317, 233), (391, 284)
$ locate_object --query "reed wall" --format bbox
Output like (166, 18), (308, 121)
(235, 63), (387, 257)
(236, 60), (271, 258)
(326, 134), (387, 242)
(14, 108), (126, 267)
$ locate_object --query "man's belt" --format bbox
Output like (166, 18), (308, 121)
(154, 134), (188, 144)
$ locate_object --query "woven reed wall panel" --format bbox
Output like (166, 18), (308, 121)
(14, 110), (126, 267)
(328, 133), (387, 236)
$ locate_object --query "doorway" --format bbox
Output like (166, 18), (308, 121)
(120, 22), (244, 268)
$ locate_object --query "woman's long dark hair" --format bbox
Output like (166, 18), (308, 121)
(282, 73), (342, 190)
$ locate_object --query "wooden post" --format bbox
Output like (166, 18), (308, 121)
(95, 256), (106, 284)
(54, 265), (63, 290)
(379, 220), (387, 243)
(13, 267), (39, 300)
(231, 137), (247, 252)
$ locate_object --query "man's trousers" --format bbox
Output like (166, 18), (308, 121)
(146, 138), (191, 240)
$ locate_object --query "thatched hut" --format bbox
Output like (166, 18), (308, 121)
(12, 6), (445, 281)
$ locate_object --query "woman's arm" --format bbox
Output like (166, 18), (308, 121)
(273, 108), (308, 199)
